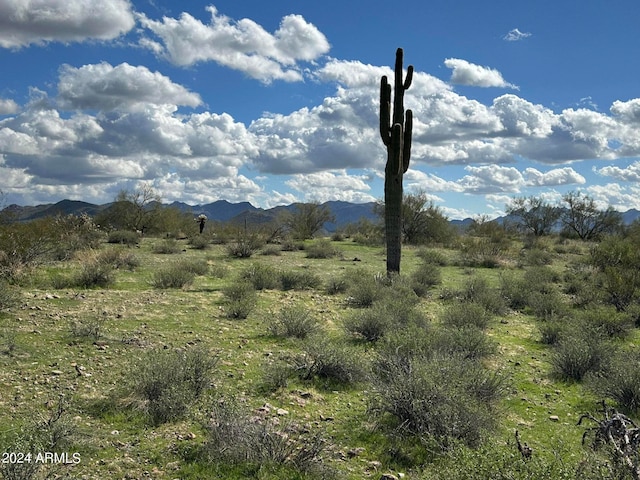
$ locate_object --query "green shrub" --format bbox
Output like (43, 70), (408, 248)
(97, 248), (140, 270)
(293, 336), (367, 386)
(587, 350), (640, 414)
(151, 263), (195, 289)
(370, 353), (505, 450)
(345, 273), (381, 308)
(74, 260), (115, 288)
(202, 399), (329, 476)
(527, 289), (569, 321)
(260, 244), (282, 256)
(538, 320), (566, 345)
(441, 302), (492, 330)
(133, 346), (217, 425)
(411, 263), (442, 296)
(433, 326), (497, 361)
(152, 238), (181, 254)
(278, 269), (321, 291)
(241, 263), (279, 290)
(344, 304), (392, 342)
(416, 248), (449, 266)
(268, 305), (319, 339)
(577, 306), (634, 339)
(223, 281), (257, 319)
(551, 330), (612, 381)
(0, 281), (19, 312)
(107, 230), (139, 245)
(459, 276), (506, 315)
(176, 258), (209, 276)
(69, 316), (104, 341)
(305, 239), (342, 259)
(188, 235), (210, 250)
(226, 235), (264, 258)
(325, 276), (348, 295)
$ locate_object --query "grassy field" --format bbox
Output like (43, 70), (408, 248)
(0, 234), (637, 479)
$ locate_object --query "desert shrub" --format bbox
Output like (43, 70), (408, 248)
(524, 265), (561, 285)
(96, 248), (140, 270)
(240, 263), (279, 290)
(176, 258), (209, 276)
(69, 316), (104, 341)
(223, 281), (257, 319)
(520, 247), (554, 266)
(74, 260), (115, 288)
(370, 353), (505, 450)
(527, 288), (569, 320)
(458, 237), (507, 268)
(226, 234), (264, 258)
(416, 248), (449, 266)
(577, 306), (634, 339)
(441, 302), (492, 330)
(268, 305), (319, 339)
(151, 263), (195, 289)
(345, 272), (381, 308)
(278, 269), (321, 291)
(551, 329), (612, 381)
(587, 350), (640, 413)
(209, 263), (229, 279)
(344, 304), (392, 342)
(152, 238), (181, 254)
(563, 266), (603, 308)
(0, 281), (19, 311)
(107, 230), (139, 245)
(133, 346), (217, 425)
(293, 336), (367, 386)
(202, 399), (329, 476)
(459, 276), (506, 315)
(188, 234), (210, 250)
(305, 239), (342, 259)
(538, 319), (567, 345)
(434, 326), (497, 360)
(325, 276), (348, 295)
(260, 244), (282, 256)
(410, 262), (442, 297)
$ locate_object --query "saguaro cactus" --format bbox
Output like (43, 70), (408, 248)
(380, 48), (413, 275)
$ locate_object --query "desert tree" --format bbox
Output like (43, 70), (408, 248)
(286, 202), (335, 240)
(506, 196), (561, 236)
(560, 191), (622, 240)
(96, 184), (162, 233)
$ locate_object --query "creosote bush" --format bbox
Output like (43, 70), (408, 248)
(240, 263), (279, 290)
(268, 304), (319, 339)
(107, 230), (140, 245)
(278, 269), (321, 291)
(587, 350), (640, 414)
(410, 262), (442, 297)
(223, 281), (257, 319)
(152, 238), (181, 254)
(441, 302), (492, 330)
(305, 239), (343, 259)
(551, 329), (612, 381)
(370, 352), (505, 450)
(151, 263), (195, 289)
(201, 399), (330, 477)
(133, 346), (217, 425)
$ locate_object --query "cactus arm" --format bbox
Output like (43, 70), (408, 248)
(380, 76), (391, 146)
(404, 65), (414, 90)
(402, 109), (413, 173)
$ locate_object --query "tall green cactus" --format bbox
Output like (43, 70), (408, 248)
(380, 48), (413, 275)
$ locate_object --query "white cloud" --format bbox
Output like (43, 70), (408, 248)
(404, 169), (464, 193)
(595, 161), (640, 182)
(0, 98), (19, 115)
(444, 58), (518, 89)
(57, 63), (202, 111)
(502, 28), (532, 42)
(285, 170), (375, 203)
(137, 6), (329, 83)
(0, 0), (135, 48)
(458, 165), (524, 194)
(586, 183), (640, 211)
(523, 167), (586, 186)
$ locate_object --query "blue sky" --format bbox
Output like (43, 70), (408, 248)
(1, 0), (640, 218)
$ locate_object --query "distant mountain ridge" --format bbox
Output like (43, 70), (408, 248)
(3, 200), (639, 232)
(2, 198), (379, 232)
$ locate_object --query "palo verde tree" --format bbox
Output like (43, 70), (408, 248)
(380, 48), (413, 274)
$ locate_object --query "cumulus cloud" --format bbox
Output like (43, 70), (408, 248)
(503, 28), (532, 42)
(444, 58), (518, 89)
(0, 98), (19, 115)
(285, 170), (375, 203)
(523, 167), (586, 186)
(57, 63), (202, 111)
(595, 161), (640, 182)
(0, 0), (135, 48)
(458, 165), (524, 194)
(137, 6), (330, 83)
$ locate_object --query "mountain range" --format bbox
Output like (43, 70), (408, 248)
(2, 199), (639, 232)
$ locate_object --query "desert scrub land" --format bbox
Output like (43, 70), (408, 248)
(2, 226), (640, 478)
